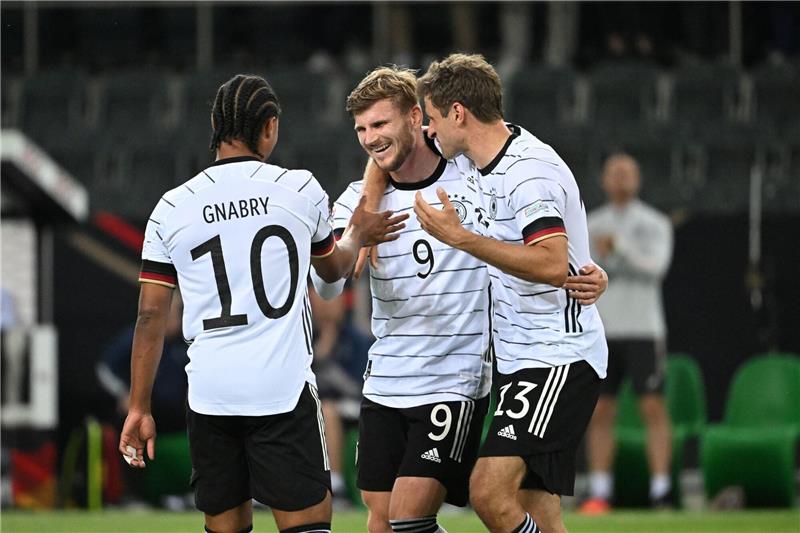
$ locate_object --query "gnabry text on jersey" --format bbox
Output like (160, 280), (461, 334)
(202, 196), (270, 224)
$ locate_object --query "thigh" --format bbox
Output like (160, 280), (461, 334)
(482, 362), (601, 495)
(357, 398), (408, 493)
(246, 383), (331, 512)
(626, 339), (667, 396)
(398, 395), (490, 507)
(186, 408), (251, 516)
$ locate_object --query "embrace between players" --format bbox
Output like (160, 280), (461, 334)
(120, 54), (609, 533)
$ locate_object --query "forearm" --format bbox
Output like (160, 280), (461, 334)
(310, 265), (346, 298)
(456, 232), (568, 286)
(128, 310), (167, 413)
(362, 159), (388, 211)
(312, 228), (362, 282)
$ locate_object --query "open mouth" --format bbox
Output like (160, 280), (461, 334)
(372, 143), (391, 154)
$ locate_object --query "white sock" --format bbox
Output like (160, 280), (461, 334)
(589, 471), (612, 500)
(330, 471), (345, 495)
(650, 473), (671, 499)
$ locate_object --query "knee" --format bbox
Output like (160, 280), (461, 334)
(469, 474), (496, 515)
(639, 395), (668, 424)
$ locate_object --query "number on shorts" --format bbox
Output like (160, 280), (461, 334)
(428, 404), (452, 441)
(494, 381), (538, 419)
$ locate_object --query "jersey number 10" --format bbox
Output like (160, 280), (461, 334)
(191, 225), (299, 331)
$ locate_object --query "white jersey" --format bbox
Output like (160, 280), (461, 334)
(588, 199), (673, 339)
(332, 140), (492, 409)
(140, 156), (334, 416)
(454, 125), (608, 378)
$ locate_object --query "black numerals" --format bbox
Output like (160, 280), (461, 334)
(191, 226), (300, 331)
(412, 239), (435, 279)
(191, 235), (249, 330)
(250, 225), (298, 319)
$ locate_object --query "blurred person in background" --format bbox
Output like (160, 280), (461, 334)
(309, 284), (371, 509)
(97, 293), (188, 434)
(96, 293), (189, 508)
(582, 153), (674, 512)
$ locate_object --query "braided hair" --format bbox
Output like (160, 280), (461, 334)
(209, 74), (281, 158)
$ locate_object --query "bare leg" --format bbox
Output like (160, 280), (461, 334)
(205, 500), (252, 533)
(389, 476), (447, 518)
(362, 490), (392, 533)
(469, 456), (528, 532)
(271, 491), (332, 532)
(322, 400), (345, 497)
(586, 396), (617, 476)
(639, 393), (672, 478)
(519, 489), (567, 533)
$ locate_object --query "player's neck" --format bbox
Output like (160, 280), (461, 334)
(390, 132), (441, 184)
(465, 120), (514, 170)
(216, 140), (261, 162)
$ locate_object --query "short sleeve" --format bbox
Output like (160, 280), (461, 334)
(140, 206), (177, 288)
(508, 175), (567, 246)
(307, 176), (334, 258)
(331, 181), (361, 237)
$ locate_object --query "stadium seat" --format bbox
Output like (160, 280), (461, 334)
(97, 69), (173, 138)
(612, 354), (706, 507)
(143, 432), (192, 505)
(701, 353), (800, 507)
(506, 65), (577, 129)
(19, 68), (88, 146)
(669, 63), (741, 126)
(751, 64), (800, 135)
(587, 62), (659, 126)
(693, 125), (768, 213)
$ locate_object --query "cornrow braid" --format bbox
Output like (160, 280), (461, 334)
(209, 74), (281, 157)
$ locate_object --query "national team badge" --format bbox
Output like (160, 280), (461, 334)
(489, 188), (498, 220)
(449, 194), (467, 223)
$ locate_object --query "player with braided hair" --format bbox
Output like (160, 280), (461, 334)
(120, 73), (407, 533)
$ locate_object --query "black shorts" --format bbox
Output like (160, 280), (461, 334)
(187, 383), (331, 515)
(357, 395), (490, 507)
(602, 338), (666, 396)
(481, 361), (600, 496)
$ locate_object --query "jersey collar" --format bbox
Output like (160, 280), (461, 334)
(478, 123), (521, 176)
(208, 155), (262, 167)
(388, 134), (447, 191)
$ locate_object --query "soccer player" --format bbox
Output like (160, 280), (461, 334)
(314, 67), (607, 533)
(413, 54), (608, 533)
(118, 74), (407, 533)
(581, 153), (674, 511)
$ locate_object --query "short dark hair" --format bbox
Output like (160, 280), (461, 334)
(417, 53), (503, 123)
(209, 74), (281, 157)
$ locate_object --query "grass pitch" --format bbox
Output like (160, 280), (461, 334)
(2, 509), (799, 533)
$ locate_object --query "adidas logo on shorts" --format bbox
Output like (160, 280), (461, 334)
(498, 425), (517, 440)
(421, 448), (442, 463)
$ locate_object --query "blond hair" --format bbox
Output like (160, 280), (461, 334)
(417, 53), (503, 123)
(345, 66), (419, 116)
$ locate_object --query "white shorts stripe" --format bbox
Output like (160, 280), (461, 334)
(455, 400), (475, 462)
(308, 384), (330, 471)
(535, 364), (570, 438)
(450, 402), (467, 461)
(532, 365), (565, 436)
(527, 367), (557, 434)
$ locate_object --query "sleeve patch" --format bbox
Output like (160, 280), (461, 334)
(140, 259), (177, 285)
(522, 216), (566, 245)
(311, 232), (335, 257)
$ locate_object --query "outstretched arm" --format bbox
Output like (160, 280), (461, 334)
(312, 195), (408, 282)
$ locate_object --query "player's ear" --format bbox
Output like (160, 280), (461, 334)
(409, 104), (423, 128)
(264, 116), (279, 140)
(451, 102), (464, 124)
